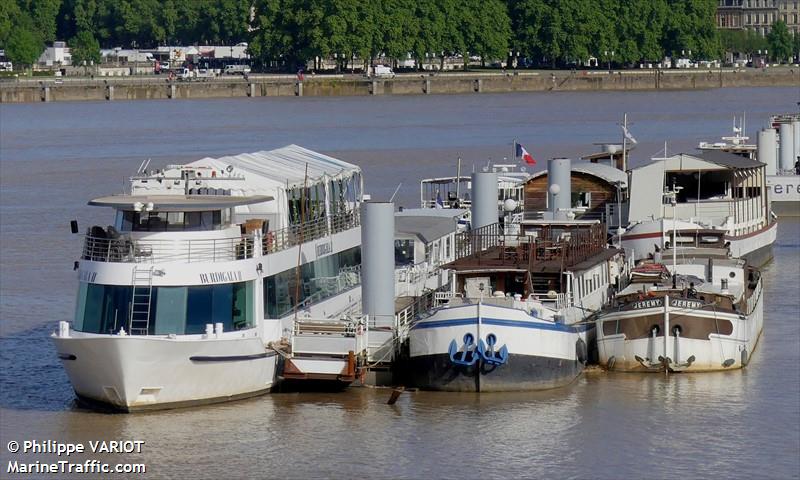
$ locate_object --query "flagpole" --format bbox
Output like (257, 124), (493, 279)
(622, 113), (627, 172)
(455, 156), (462, 204)
(512, 139), (517, 164)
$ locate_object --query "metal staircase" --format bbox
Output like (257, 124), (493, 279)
(129, 267), (154, 335)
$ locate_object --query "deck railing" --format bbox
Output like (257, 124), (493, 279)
(453, 222), (608, 269)
(82, 234), (255, 263)
(263, 210), (360, 254)
(83, 210), (361, 264)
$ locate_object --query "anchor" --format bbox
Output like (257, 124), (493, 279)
(634, 355), (664, 371)
(667, 326), (695, 371)
(477, 333), (508, 366)
(448, 333), (480, 366)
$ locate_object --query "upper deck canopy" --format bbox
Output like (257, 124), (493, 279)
(89, 194), (273, 211)
(187, 144), (361, 190)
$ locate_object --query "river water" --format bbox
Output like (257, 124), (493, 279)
(1, 87), (798, 479)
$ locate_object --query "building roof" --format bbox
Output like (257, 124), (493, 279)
(528, 160), (628, 187)
(395, 213), (460, 243)
(693, 150), (764, 169)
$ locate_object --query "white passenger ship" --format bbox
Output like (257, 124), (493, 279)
(620, 150), (776, 266)
(52, 146), (365, 411)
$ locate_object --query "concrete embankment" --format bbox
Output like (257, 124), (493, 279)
(1, 69), (797, 103)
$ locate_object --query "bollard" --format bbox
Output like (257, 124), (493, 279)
(295, 81), (303, 96)
(106, 84), (114, 101)
(41, 86), (50, 102)
(247, 82), (255, 97)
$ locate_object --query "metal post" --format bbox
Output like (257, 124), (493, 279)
(621, 113), (628, 172)
(664, 294), (670, 372)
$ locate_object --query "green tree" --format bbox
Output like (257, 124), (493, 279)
(664, 0), (720, 59)
(0, 1), (23, 47)
(28, 0), (63, 43)
(509, 0), (549, 65)
(767, 20), (792, 62)
(70, 29), (100, 69)
(615, 0), (667, 64)
(461, 0), (511, 66)
(5, 20), (43, 69)
(412, 0), (446, 69)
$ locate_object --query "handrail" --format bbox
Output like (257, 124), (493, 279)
(452, 222), (608, 269)
(263, 210), (360, 254)
(82, 234), (254, 263)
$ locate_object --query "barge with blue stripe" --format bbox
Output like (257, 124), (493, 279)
(404, 218), (623, 392)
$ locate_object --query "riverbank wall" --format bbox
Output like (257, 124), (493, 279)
(1, 69), (797, 103)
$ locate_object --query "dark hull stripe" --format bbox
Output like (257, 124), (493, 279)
(413, 317), (594, 333)
(406, 353), (582, 392)
(189, 352), (277, 362)
(75, 387), (273, 413)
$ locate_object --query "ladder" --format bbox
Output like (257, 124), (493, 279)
(129, 266), (154, 335)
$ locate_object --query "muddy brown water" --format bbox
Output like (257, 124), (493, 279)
(1, 88), (798, 478)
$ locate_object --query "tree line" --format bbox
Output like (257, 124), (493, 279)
(1, 0), (798, 71)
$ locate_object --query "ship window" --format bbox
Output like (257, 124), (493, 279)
(75, 284), (133, 335)
(395, 239), (414, 266)
(74, 281), (253, 335)
(123, 210), (222, 231)
(263, 246), (361, 318)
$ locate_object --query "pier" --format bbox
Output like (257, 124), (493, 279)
(1, 68), (797, 103)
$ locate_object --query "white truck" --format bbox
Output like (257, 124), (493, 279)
(369, 65), (395, 78)
(224, 64), (251, 75)
(179, 68), (214, 81)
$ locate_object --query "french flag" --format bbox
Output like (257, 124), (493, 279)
(516, 143), (536, 165)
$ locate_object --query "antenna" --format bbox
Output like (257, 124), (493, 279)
(389, 183), (402, 203)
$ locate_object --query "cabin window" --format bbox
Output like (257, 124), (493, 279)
(395, 240), (414, 266)
(121, 210), (223, 232)
(263, 246), (361, 318)
(665, 171), (728, 202)
(73, 281), (254, 335)
(572, 191), (591, 208)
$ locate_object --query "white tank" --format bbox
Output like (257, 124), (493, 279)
(548, 158), (571, 217)
(471, 171), (499, 229)
(758, 128), (777, 176)
(779, 123), (794, 172)
(361, 201), (396, 328)
(793, 121), (800, 168)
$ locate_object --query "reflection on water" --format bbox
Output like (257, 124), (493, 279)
(1, 90), (798, 478)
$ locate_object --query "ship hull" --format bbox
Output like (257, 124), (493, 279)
(408, 303), (588, 392)
(596, 286), (763, 372)
(52, 329), (277, 412)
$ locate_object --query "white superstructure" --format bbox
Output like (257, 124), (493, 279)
(621, 151), (776, 266)
(52, 145), (366, 411)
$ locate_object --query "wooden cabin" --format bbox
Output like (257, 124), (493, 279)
(523, 161), (627, 222)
